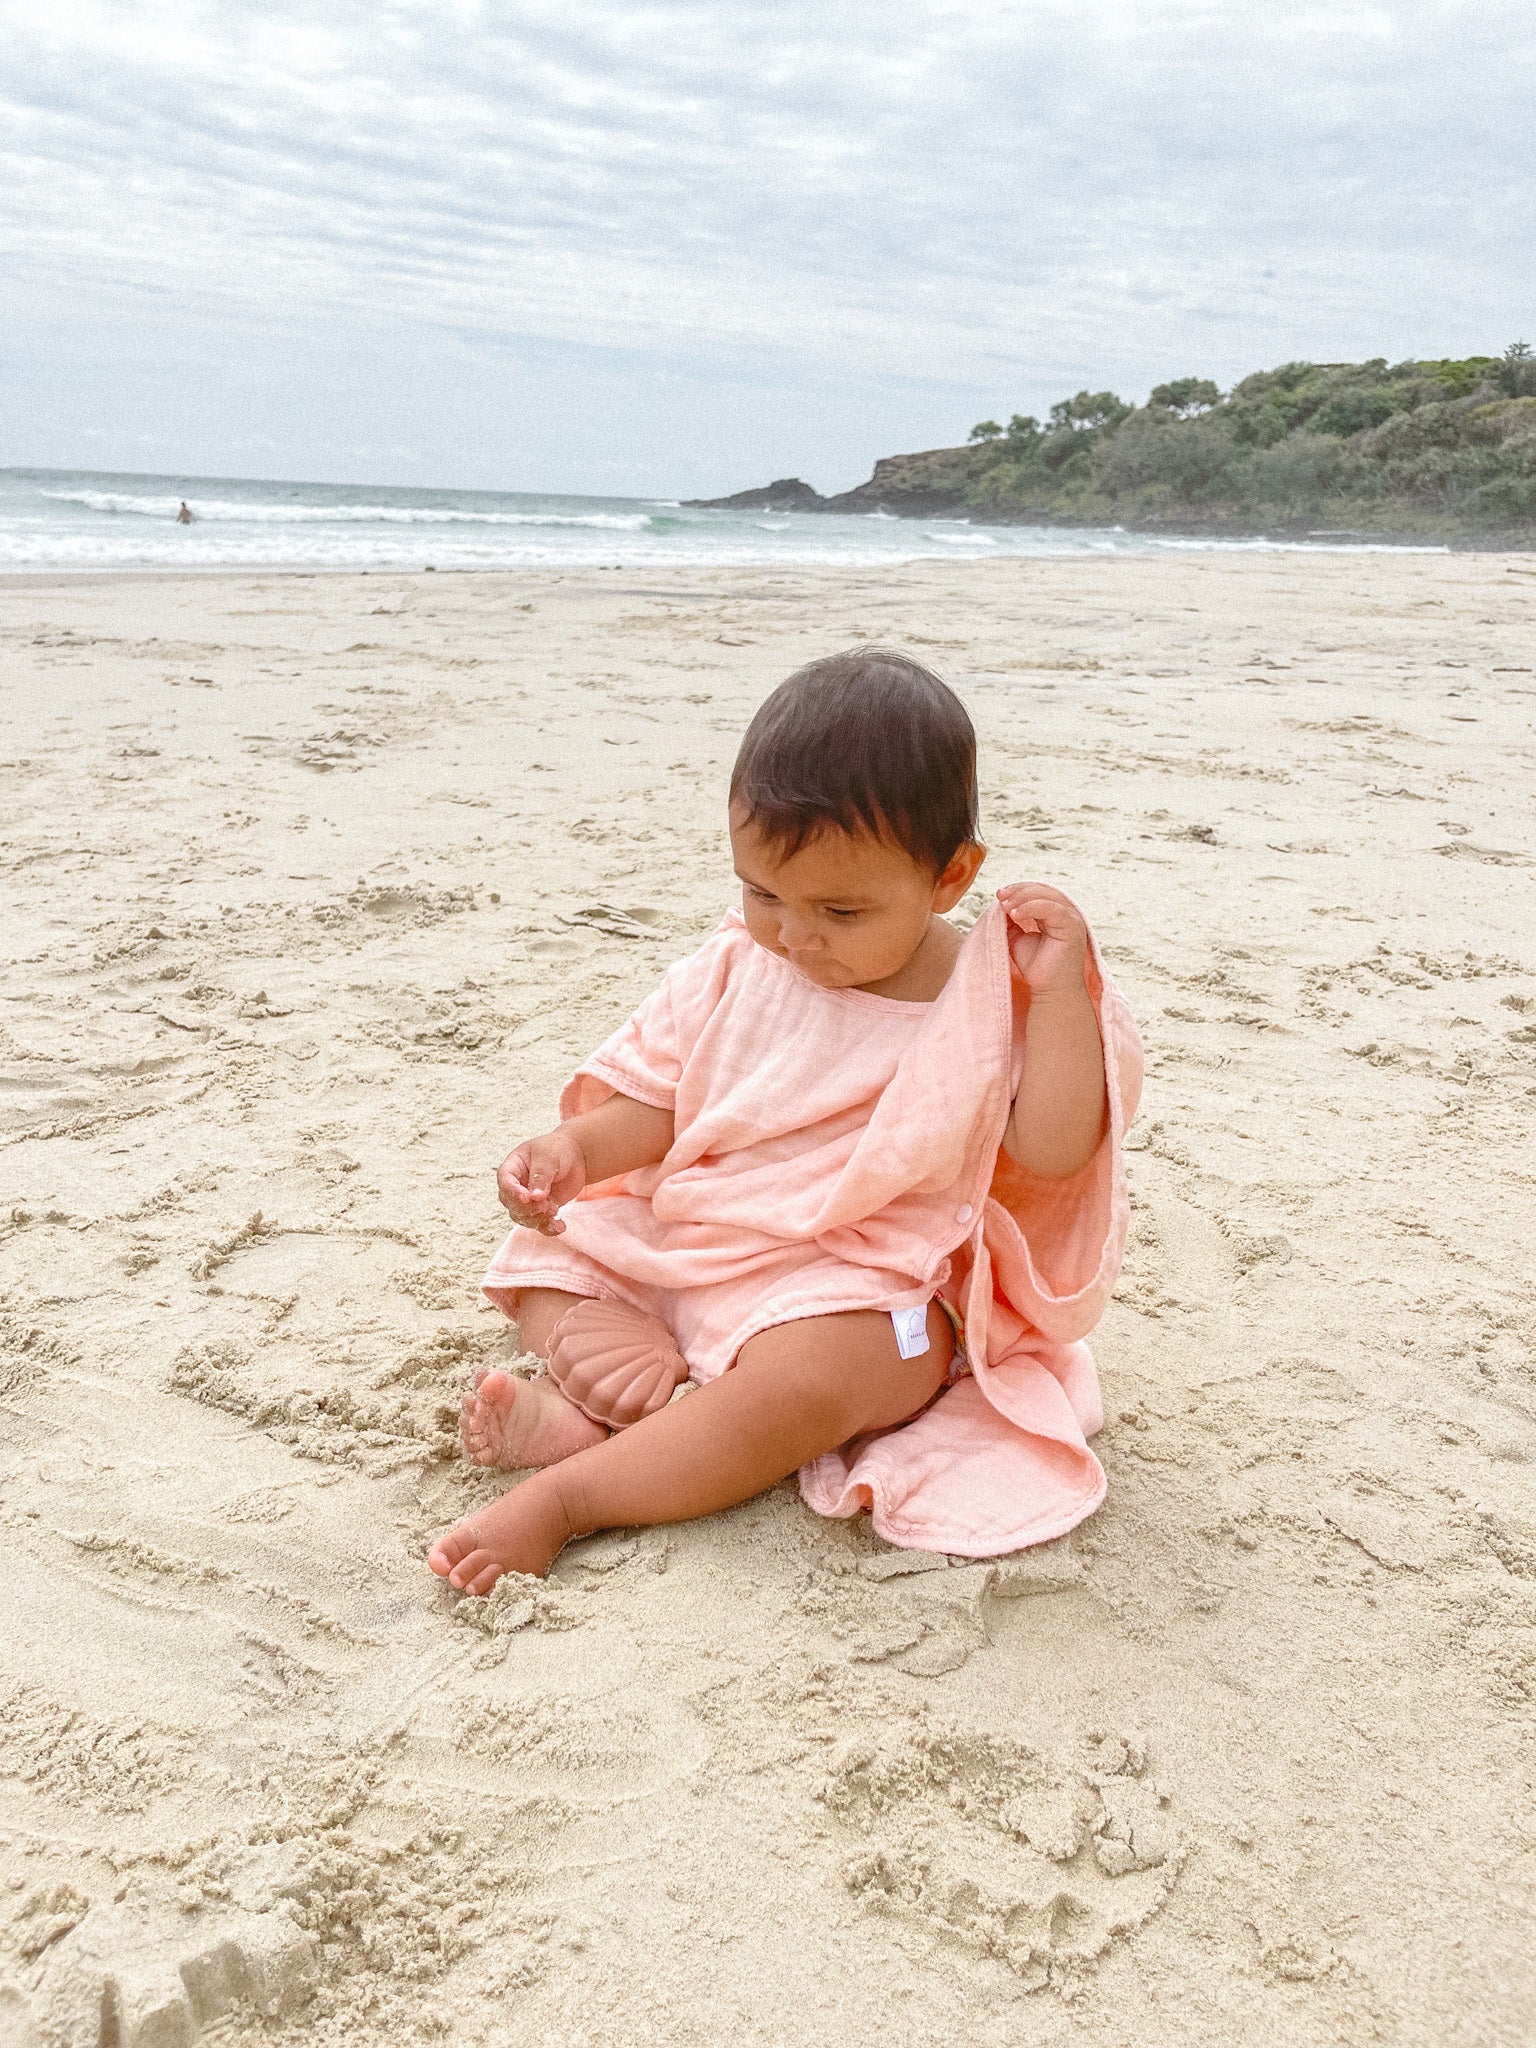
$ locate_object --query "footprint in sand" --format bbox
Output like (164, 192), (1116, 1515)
(558, 903), (667, 939)
(820, 1725), (1182, 1990)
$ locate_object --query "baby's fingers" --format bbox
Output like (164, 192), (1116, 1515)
(998, 881), (1067, 905)
(501, 1187), (564, 1235)
(998, 881), (1073, 914)
(498, 1149), (541, 1203)
(998, 879), (1070, 897)
(1000, 890), (1084, 936)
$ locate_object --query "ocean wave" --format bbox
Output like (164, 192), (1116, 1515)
(0, 524), (1452, 572)
(4, 473), (1453, 570)
(39, 490), (651, 531)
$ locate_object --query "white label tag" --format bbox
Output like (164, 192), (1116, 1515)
(890, 1306), (931, 1360)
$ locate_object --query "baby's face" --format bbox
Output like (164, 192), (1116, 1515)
(730, 809), (973, 992)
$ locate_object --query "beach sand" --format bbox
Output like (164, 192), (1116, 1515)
(2, 553), (1534, 2046)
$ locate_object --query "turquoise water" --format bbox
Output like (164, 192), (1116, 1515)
(0, 466), (1445, 572)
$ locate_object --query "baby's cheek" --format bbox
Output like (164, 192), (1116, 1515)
(844, 924), (906, 979)
(741, 901), (784, 954)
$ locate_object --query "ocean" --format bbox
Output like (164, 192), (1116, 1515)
(0, 466), (1443, 572)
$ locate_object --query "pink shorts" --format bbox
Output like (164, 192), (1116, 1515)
(482, 1225), (965, 1386)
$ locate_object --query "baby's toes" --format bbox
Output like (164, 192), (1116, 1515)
(465, 1372), (511, 1431)
(460, 1398), (491, 1455)
(427, 1526), (475, 1577)
(462, 1423), (502, 1467)
(447, 1548), (501, 1593)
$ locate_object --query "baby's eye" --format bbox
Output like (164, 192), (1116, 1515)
(824, 907), (860, 921)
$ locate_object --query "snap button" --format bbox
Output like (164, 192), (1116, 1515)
(956, 1203), (973, 1224)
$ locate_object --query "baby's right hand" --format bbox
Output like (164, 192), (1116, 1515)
(496, 1128), (586, 1234)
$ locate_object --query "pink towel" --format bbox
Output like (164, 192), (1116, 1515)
(798, 898), (1142, 1553)
(483, 898), (1142, 1556)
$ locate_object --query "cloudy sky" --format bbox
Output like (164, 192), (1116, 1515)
(2, 0), (1532, 496)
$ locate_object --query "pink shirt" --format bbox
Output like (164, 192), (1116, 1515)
(484, 900), (1143, 1555)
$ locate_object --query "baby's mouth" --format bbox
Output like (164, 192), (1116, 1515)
(789, 952), (847, 983)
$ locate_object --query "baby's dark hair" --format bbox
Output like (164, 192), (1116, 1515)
(729, 649), (980, 874)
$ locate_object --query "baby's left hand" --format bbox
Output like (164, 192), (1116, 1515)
(997, 883), (1090, 1002)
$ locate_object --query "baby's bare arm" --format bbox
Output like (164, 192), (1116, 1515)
(997, 883), (1107, 1180)
(1003, 984), (1106, 1179)
(569, 1094), (676, 1181)
(497, 1093), (675, 1233)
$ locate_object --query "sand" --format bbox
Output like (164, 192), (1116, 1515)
(1, 551), (1534, 2047)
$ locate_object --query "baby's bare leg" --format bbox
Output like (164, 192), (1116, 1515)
(460, 1287), (607, 1469)
(430, 1302), (952, 1592)
(513, 1287), (587, 1358)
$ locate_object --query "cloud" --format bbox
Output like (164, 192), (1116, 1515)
(1, 0), (1532, 488)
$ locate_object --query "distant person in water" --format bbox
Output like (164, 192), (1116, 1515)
(177, 502), (193, 524)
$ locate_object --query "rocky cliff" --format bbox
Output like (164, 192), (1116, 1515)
(685, 448), (987, 518)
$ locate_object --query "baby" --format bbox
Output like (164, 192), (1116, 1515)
(428, 650), (1140, 1593)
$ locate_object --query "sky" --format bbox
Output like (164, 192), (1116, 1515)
(2, 0), (1533, 498)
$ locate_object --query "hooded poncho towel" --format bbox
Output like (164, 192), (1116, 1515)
(483, 897), (1143, 1556)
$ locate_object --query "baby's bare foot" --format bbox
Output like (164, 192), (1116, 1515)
(460, 1369), (606, 1469)
(428, 1475), (573, 1593)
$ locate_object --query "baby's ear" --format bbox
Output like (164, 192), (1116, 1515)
(934, 840), (987, 909)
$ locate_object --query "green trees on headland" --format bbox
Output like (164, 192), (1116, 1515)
(1148, 378), (1220, 418)
(950, 352), (1536, 544)
(919, 348), (1535, 540)
(688, 349), (1536, 539)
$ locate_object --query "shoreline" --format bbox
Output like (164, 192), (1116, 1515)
(0, 526), (1477, 586)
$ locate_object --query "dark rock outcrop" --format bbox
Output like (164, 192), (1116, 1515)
(685, 449), (983, 520)
(683, 477), (829, 512)
(823, 448), (985, 517)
